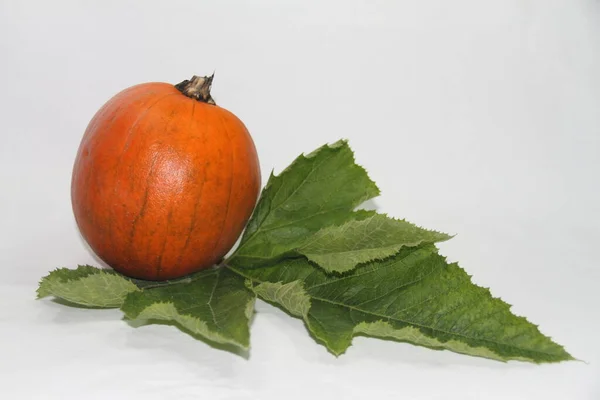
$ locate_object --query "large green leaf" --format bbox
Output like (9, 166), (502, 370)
(232, 247), (572, 363)
(37, 265), (139, 308)
(228, 140), (380, 268)
(297, 212), (452, 273)
(121, 268), (255, 350)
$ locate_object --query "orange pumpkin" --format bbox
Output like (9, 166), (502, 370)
(71, 75), (261, 280)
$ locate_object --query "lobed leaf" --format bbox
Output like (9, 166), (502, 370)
(121, 268), (255, 350)
(230, 247), (573, 363)
(228, 140), (380, 267)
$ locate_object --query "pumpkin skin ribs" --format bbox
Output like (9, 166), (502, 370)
(71, 75), (261, 281)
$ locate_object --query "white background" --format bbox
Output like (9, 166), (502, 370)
(1, 1), (599, 399)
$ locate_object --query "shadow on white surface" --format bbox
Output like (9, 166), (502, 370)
(35, 278), (575, 372)
(119, 324), (245, 381)
(256, 298), (531, 370)
(124, 317), (252, 359)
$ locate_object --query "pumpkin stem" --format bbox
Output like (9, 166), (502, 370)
(175, 74), (216, 105)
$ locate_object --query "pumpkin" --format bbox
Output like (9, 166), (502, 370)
(71, 75), (261, 281)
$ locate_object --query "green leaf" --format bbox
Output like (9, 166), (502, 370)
(250, 280), (310, 318)
(121, 268), (255, 350)
(232, 247), (572, 363)
(37, 265), (139, 308)
(297, 212), (452, 273)
(228, 140), (380, 268)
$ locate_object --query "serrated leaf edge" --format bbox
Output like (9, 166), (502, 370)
(297, 212), (453, 274)
(121, 295), (256, 350)
(231, 262), (574, 363)
(36, 265), (139, 307)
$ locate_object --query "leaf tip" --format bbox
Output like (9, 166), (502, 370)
(35, 286), (49, 300)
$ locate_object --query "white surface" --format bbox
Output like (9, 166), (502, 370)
(1, 1), (599, 399)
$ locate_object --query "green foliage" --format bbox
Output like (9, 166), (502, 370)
(122, 268), (255, 349)
(297, 212), (451, 273)
(228, 140), (380, 268)
(234, 247), (572, 362)
(37, 265), (139, 308)
(38, 140), (572, 363)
